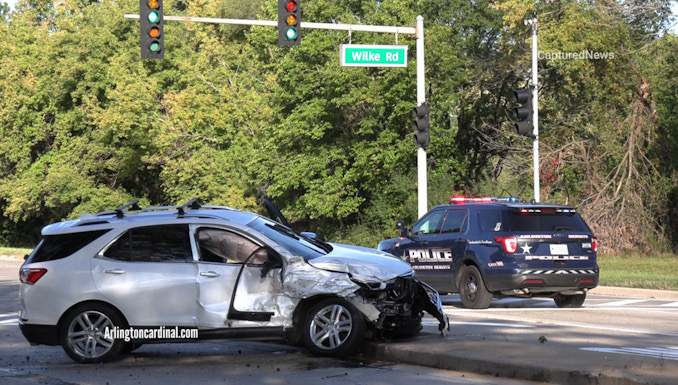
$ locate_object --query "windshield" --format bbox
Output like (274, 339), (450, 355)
(247, 217), (327, 260)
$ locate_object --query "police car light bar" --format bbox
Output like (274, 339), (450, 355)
(450, 196), (522, 204)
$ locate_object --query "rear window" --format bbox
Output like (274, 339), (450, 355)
(27, 230), (111, 263)
(505, 209), (590, 232)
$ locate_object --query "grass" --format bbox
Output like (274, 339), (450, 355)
(0, 247), (32, 258)
(597, 253), (678, 291)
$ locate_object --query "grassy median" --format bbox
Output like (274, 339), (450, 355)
(597, 253), (678, 290)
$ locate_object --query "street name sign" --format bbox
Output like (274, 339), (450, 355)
(340, 44), (408, 67)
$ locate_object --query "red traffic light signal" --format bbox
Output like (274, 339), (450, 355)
(278, 0), (301, 46)
(140, 0), (164, 59)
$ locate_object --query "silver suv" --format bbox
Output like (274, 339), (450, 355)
(19, 199), (448, 363)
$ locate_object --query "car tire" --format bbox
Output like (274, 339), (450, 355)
(554, 293), (586, 308)
(302, 298), (366, 356)
(458, 265), (493, 309)
(59, 303), (127, 364)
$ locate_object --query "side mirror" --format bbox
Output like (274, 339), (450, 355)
(261, 259), (283, 278)
(396, 220), (408, 238)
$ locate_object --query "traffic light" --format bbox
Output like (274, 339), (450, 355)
(513, 88), (534, 138)
(278, 0), (301, 46)
(413, 102), (430, 150)
(140, 0), (164, 59)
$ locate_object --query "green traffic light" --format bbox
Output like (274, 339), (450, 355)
(148, 11), (159, 23)
(286, 28), (296, 40)
(149, 42), (160, 52)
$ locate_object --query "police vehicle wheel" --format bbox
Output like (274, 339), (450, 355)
(59, 303), (127, 363)
(302, 298), (366, 356)
(458, 265), (493, 309)
(554, 293), (586, 308)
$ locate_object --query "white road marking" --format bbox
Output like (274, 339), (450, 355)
(0, 312), (19, 318)
(581, 347), (678, 360)
(443, 310), (678, 337)
(597, 299), (648, 307)
(659, 301), (678, 307)
(0, 318), (18, 325)
(422, 321), (535, 328)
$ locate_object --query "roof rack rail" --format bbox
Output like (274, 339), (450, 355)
(97, 198), (236, 219)
(95, 200), (142, 218)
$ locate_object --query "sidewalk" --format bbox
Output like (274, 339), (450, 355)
(365, 333), (677, 385)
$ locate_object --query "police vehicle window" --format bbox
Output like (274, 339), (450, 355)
(413, 210), (446, 235)
(440, 210), (468, 233)
(505, 210), (590, 232)
(478, 210), (504, 232)
(197, 228), (267, 265)
(103, 225), (191, 262)
(27, 230), (111, 263)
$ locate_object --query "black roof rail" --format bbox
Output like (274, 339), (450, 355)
(178, 198), (201, 216)
(95, 200), (142, 218)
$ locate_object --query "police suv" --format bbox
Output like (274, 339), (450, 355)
(378, 197), (599, 309)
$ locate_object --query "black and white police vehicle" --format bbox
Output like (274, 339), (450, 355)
(378, 197), (599, 309)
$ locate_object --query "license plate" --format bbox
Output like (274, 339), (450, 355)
(550, 244), (569, 255)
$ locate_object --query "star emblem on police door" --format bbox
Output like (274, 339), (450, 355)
(520, 244), (532, 254)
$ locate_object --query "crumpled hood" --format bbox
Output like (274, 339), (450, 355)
(307, 243), (413, 282)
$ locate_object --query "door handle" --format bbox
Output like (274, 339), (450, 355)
(200, 271), (221, 278)
(455, 239), (466, 243)
(104, 269), (126, 275)
(420, 241), (430, 246)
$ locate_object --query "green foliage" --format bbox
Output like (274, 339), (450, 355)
(0, 0), (676, 254)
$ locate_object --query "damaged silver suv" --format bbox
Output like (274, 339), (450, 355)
(19, 199), (448, 363)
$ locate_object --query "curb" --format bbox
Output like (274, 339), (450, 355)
(591, 286), (678, 299)
(363, 336), (667, 385)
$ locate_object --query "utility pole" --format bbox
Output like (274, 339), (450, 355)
(525, 17), (540, 203)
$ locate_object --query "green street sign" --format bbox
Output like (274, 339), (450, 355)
(340, 44), (408, 67)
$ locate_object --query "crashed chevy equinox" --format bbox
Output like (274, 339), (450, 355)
(19, 199), (449, 363)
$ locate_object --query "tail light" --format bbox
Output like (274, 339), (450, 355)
(494, 236), (517, 254)
(20, 268), (47, 285)
(592, 236), (598, 253)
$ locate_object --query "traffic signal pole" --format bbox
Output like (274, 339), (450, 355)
(124, 13), (431, 217)
(415, 16), (427, 218)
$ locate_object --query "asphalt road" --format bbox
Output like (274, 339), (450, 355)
(0, 258), (538, 385)
(3, 257), (677, 384)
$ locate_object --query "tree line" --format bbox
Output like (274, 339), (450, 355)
(0, 0), (676, 253)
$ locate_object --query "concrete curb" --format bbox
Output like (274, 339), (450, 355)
(591, 286), (678, 299)
(364, 336), (671, 385)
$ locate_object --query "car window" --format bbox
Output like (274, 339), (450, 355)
(103, 225), (191, 262)
(478, 210), (504, 232)
(246, 217), (326, 260)
(197, 228), (267, 265)
(27, 230), (111, 263)
(413, 210), (446, 235)
(440, 210), (468, 233)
